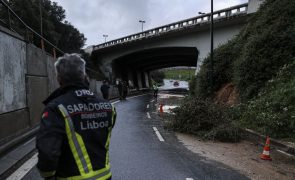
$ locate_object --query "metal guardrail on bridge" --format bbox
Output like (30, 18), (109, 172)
(94, 3), (248, 50)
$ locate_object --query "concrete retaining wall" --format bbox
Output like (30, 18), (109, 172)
(0, 25), (122, 146)
(0, 26), (58, 145)
(0, 28), (27, 114)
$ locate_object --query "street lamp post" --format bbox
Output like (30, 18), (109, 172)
(103, 34), (108, 43)
(139, 20), (145, 32)
(39, 0), (43, 36)
(210, 0), (214, 94)
(39, 0), (44, 50)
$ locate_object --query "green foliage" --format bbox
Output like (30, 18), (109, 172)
(175, 0), (295, 140)
(167, 97), (241, 142)
(193, 0), (295, 101)
(1, 0), (86, 53)
(163, 68), (195, 81)
(195, 38), (242, 98)
(188, 76), (196, 96)
(234, 0), (295, 100)
(150, 70), (165, 84)
(236, 60), (295, 138)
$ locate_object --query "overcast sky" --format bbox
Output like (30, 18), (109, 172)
(52, 0), (247, 48)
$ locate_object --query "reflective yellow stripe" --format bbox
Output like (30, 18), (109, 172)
(58, 105), (93, 175)
(105, 132), (111, 166)
(57, 165), (111, 180)
(39, 170), (56, 177)
(75, 132), (93, 172)
(111, 105), (116, 126)
(105, 105), (116, 166)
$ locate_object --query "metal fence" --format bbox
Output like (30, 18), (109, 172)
(0, 0), (64, 56)
(0, 0), (103, 77)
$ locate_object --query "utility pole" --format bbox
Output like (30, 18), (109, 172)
(103, 34), (108, 43)
(139, 20), (145, 32)
(210, 0), (214, 94)
(39, 0), (44, 50)
(39, 0), (43, 36)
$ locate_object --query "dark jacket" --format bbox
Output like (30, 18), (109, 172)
(100, 84), (110, 95)
(36, 83), (116, 179)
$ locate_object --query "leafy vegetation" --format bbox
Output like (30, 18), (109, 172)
(163, 68), (195, 81)
(0, 0), (86, 53)
(150, 70), (165, 84)
(171, 0), (295, 140)
(167, 97), (241, 142)
(194, 0), (295, 101)
(236, 60), (295, 139)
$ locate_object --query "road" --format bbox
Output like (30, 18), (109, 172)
(20, 94), (248, 180)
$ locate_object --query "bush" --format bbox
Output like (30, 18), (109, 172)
(167, 97), (241, 142)
(192, 0), (295, 101)
(150, 70), (165, 84)
(236, 60), (295, 139)
(188, 76), (196, 96)
(195, 38), (243, 98)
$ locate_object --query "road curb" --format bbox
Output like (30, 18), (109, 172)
(0, 126), (38, 157)
(243, 128), (295, 156)
(0, 137), (36, 178)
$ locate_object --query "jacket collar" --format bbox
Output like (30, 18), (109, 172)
(43, 83), (89, 105)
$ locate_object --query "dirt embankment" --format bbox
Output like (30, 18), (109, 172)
(214, 82), (239, 106)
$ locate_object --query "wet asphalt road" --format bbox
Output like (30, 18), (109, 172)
(23, 94), (248, 180)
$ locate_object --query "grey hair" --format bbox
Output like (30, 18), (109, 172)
(54, 53), (86, 84)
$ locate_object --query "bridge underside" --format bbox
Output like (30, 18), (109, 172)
(112, 47), (198, 89)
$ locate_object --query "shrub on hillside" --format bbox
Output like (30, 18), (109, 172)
(193, 0), (295, 101)
(167, 97), (241, 142)
(234, 0), (295, 100)
(233, 0), (295, 100)
(150, 70), (165, 84)
(237, 60), (295, 139)
(189, 76), (197, 96)
(195, 38), (243, 98)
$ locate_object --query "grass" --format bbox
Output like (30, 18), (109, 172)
(164, 69), (195, 81)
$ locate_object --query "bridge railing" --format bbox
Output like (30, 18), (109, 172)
(94, 3), (248, 50)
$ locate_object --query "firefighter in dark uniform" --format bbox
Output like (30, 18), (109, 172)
(36, 54), (116, 180)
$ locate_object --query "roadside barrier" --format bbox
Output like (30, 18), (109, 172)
(159, 103), (164, 113)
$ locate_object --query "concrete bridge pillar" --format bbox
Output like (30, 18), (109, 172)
(136, 71), (143, 89)
(248, 0), (265, 14)
(143, 72), (150, 88)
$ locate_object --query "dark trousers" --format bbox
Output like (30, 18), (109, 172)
(102, 93), (109, 100)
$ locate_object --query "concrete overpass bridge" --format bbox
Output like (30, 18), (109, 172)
(90, 0), (264, 88)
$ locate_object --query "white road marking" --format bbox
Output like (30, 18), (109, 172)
(150, 99), (155, 102)
(147, 112), (151, 119)
(147, 104), (149, 108)
(186, 178), (194, 180)
(153, 127), (165, 142)
(111, 100), (120, 105)
(7, 153), (38, 180)
(127, 94), (147, 100)
(276, 149), (293, 157)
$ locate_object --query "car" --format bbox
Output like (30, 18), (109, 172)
(173, 81), (179, 87)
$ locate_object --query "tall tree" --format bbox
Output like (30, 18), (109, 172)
(1, 0), (86, 53)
